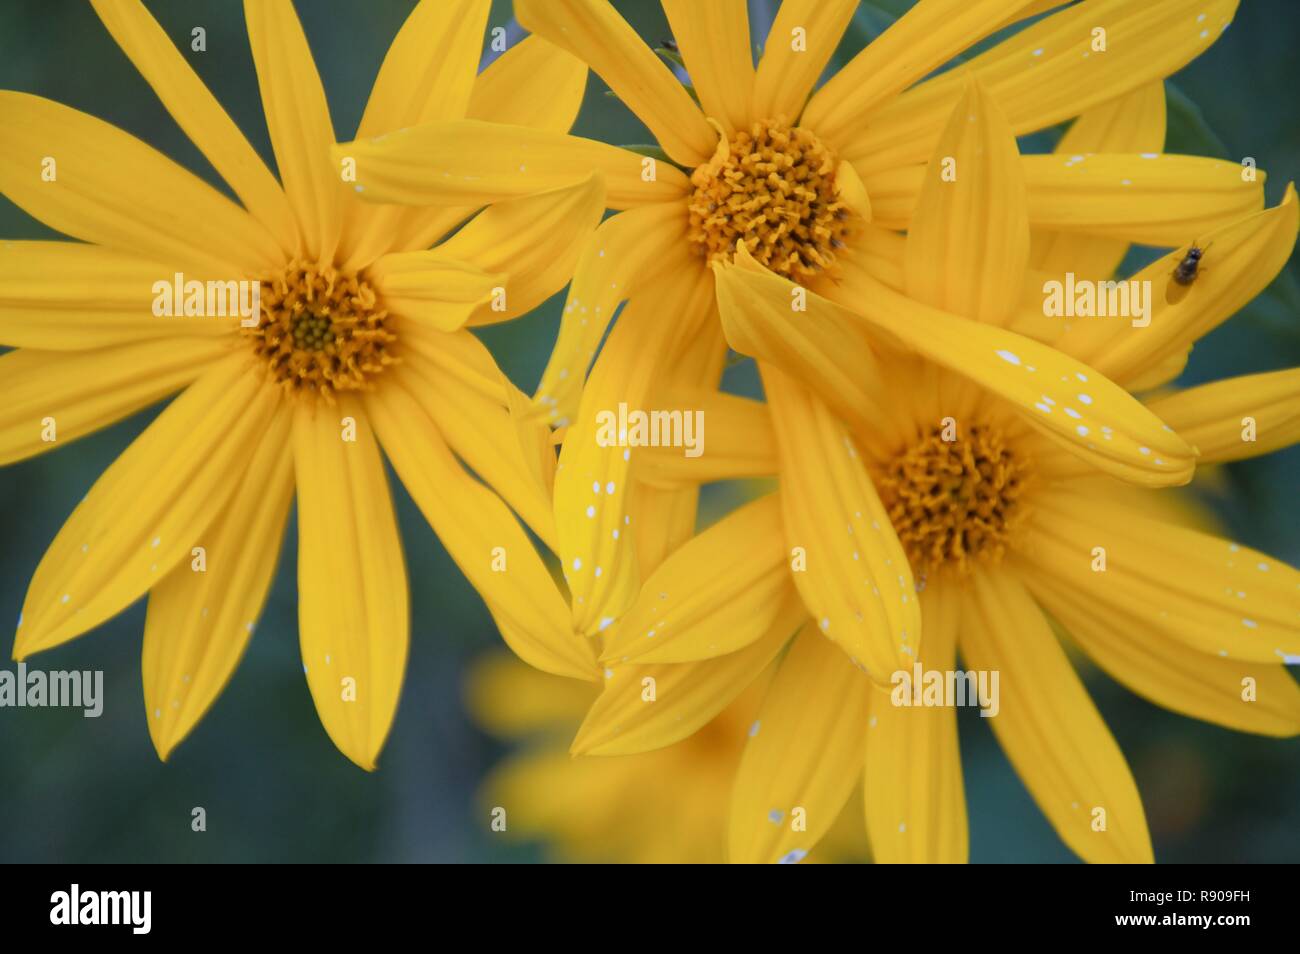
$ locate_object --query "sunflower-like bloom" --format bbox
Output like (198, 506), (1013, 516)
(0, 0), (603, 768)
(338, 0), (1260, 668)
(467, 651), (870, 863)
(569, 72), (1300, 863)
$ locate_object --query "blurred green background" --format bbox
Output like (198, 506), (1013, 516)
(0, 0), (1296, 863)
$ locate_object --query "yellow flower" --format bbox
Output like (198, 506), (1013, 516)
(467, 651), (869, 863)
(0, 0), (604, 768)
(337, 0), (1258, 669)
(571, 77), (1300, 863)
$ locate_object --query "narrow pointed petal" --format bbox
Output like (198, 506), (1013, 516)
(1144, 369), (1300, 463)
(1024, 558), (1300, 738)
(1029, 81), (1165, 286)
(515, 0), (716, 166)
(365, 380), (596, 681)
(729, 620), (871, 864)
(244, 0), (342, 263)
(13, 356), (280, 658)
(804, 0), (1026, 150)
(763, 364), (920, 682)
(845, 0), (1239, 172)
(0, 92), (282, 276)
(293, 398), (407, 770)
(0, 243), (240, 350)
(534, 203), (690, 425)
(467, 35), (588, 133)
(571, 595), (803, 756)
(868, 154), (1263, 246)
(600, 494), (793, 664)
(554, 270), (714, 635)
(1090, 184), (1298, 383)
(964, 568), (1154, 864)
(904, 80), (1029, 325)
(713, 253), (894, 449)
(1026, 491), (1300, 665)
(751, 0), (855, 123)
(336, 121), (687, 210)
(90, 0), (299, 256)
(143, 407), (293, 760)
(337, 0), (490, 268)
(0, 338), (231, 466)
(424, 174), (605, 326)
(387, 343), (558, 551)
(662, 0), (754, 136)
(863, 582), (968, 863)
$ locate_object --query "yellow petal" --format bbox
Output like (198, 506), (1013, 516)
(600, 494), (793, 664)
(355, 0), (488, 138)
(13, 355), (279, 658)
(465, 653), (596, 737)
(367, 253), (502, 332)
(636, 388), (777, 487)
(571, 595), (802, 756)
(0, 338), (231, 466)
(1024, 558), (1300, 738)
(1145, 369), (1300, 464)
(713, 252), (895, 451)
(337, 0), (491, 269)
(0, 242), (239, 350)
(1029, 81), (1165, 284)
(1027, 491), (1300, 665)
(244, 0), (342, 263)
(1090, 184), (1299, 383)
(143, 406), (293, 759)
(661, 0), (754, 136)
(751, 0), (855, 124)
(763, 364), (921, 682)
(293, 397), (407, 769)
(730, 257), (1197, 486)
(863, 582), (968, 863)
(534, 202), (690, 424)
(0, 92), (282, 276)
(963, 568), (1154, 864)
(467, 34), (587, 133)
(867, 154), (1263, 246)
(90, 0), (299, 257)
(425, 174), (605, 327)
(904, 79), (1029, 325)
(845, 0), (1240, 173)
(336, 120), (687, 210)
(387, 344), (557, 552)
(514, 0), (716, 166)
(365, 379), (596, 681)
(803, 0), (1026, 150)
(553, 269), (714, 635)
(729, 620), (871, 864)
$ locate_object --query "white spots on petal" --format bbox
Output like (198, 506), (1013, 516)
(60, 594), (70, 605)
(768, 809), (784, 824)
(572, 558), (583, 571)
(1035, 402), (1051, 414)
(777, 849), (807, 864)
(606, 481), (616, 494)
(586, 505), (596, 518)
(1077, 393), (1093, 405)
(1076, 425), (1089, 437)
(598, 616), (614, 630)
(1138, 446), (1151, 455)
(1064, 407), (1082, 420)
(1242, 618), (1259, 629)
(1257, 562), (1270, 572)
(592, 481), (601, 494)
(749, 720), (761, 738)
(995, 349), (1021, 366)
(594, 566), (603, 578)
(1032, 48), (1044, 57)
(820, 617), (830, 632)
(1140, 152), (1158, 160)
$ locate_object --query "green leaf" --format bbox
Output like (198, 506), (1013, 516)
(1164, 80), (1231, 159)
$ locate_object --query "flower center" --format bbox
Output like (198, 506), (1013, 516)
(687, 120), (850, 283)
(876, 424), (1033, 578)
(244, 261), (396, 401)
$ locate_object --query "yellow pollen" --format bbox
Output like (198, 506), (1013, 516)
(244, 261), (396, 402)
(876, 424), (1033, 577)
(687, 120), (851, 282)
